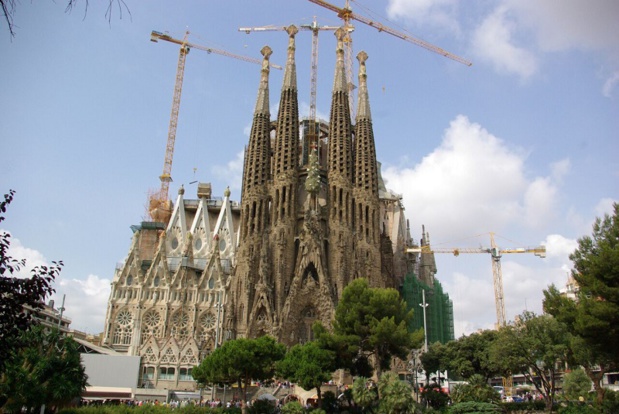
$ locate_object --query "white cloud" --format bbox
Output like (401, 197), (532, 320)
(382, 115), (564, 242)
(550, 158), (571, 183)
(505, 0), (619, 54)
(542, 234), (577, 260)
(55, 274), (110, 334)
(211, 150), (244, 193)
(442, 271), (496, 336)
(471, 6), (538, 80)
(386, 0), (461, 35)
(602, 71), (619, 98)
(2, 232), (110, 334)
(594, 197), (618, 218)
(523, 177), (557, 228)
(1, 232), (49, 278)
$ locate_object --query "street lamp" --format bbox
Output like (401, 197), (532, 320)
(419, 289), (429, 352)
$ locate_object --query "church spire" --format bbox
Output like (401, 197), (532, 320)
(273, 26), (300, 178)
(240, 46), (273, 239)
(282, 25), (298, 92)
(356, 51), (371, 121)
(254, 45), (272, 116)
(327, 27), (354, 182)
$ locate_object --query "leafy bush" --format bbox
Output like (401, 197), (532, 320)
(448, 401), (501, 413)
(421, 384), (450, 411)
(556, 401), (598, 414)
(450, 375), (500, 405)
(600, 390), (619, 414)
(500, 400), (546, 412)
(248, 399), (278, 414)
(281, 401), (305, 414)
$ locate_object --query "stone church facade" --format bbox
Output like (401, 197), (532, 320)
(102, 26), (419, 391)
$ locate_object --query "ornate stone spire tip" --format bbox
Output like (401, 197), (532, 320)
(285, 25), (299, 37)
(357, 51), (368, 65)
(335, 27), (346, 42)
(261, 45), (273, 59)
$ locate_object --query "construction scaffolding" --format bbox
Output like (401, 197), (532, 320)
(401, 273), (455, 345)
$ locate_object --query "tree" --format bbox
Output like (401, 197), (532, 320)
(333, 278), (422, 377)
(420, 341), (448, 386)
(351, 376), (378, 413)
(193, 335), (286, 404)
(376, 372), (418, 414)
(277, 341), (335, 408)
(443, 330), (501, 382)
(2, 0), (130, 37)
(543, 202), (619, 404)
(489, 311), (570, 411)
(562, 368), (592, 401)
(0, 325), (88, 412)
(0, 190), (62, 373)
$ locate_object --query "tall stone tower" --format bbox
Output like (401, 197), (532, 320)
(228, 27), (388, 346)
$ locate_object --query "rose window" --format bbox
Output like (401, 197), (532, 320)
(144, 310), (161, 327)
(200, 312), (216, 330)
(116, 310), (132, 326)
(172, 311), (189, 328)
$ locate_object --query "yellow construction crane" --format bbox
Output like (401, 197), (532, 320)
(405, 232), (546, 329)
(239, 18), (346, 159)
(148, 30), (282, 222)
(406, 232), (545, 396)
(308, 0), (472, 115)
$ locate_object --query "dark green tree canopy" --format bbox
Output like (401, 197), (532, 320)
(444, 330), (500, 381)
(193, 335), (285, 402)
(276, 341), (335, 406)
(543, 202), (619, 403)
(0, 325), (88, 412)
(489, 311), (569, 411)
(333, 278), (422, 376)
(0, 190), (62, 373)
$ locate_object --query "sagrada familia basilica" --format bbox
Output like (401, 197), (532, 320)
(102, 26), (449, 392)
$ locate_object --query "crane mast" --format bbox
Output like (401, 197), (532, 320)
(148, 30), (282, 223)
(405, 232), (546, 328)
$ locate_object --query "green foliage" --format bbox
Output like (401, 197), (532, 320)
(489, 311), (569, 410)
(0, 325), (88, 412)
(420, 342), (447, 378)
(281, 401), (305, 414)
(556, 402), (598, 414)
(376, 372), (418, 414)
(320, 391), (339, 414)
(351, 377), (378, 412)
(277, 341), (335, 405)
(599, 389), (619, 414)
(248, 399), (278, 414)
(450, 375), (500, 405)
(448, 401), (501, 414)
(420, 383), (450, 411)
(544, 203), (619, 404)
(193, 335), (285, 402)
(562, 368), (592, 401)
(442, 331), (500, 382)
(59, 406), (240, 414)
(0, 189), (62, 374)
(500, 400), (546, 412)
(333, 279), (419, 376)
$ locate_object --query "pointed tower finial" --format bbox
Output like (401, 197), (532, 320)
(356, 51), (371, 120)
(282, 25), (298, 91)
(254, 46), (272, 115)
(333, 27), (347, 93)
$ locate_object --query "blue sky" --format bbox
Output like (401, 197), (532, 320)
(1, 0), (617, 337)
